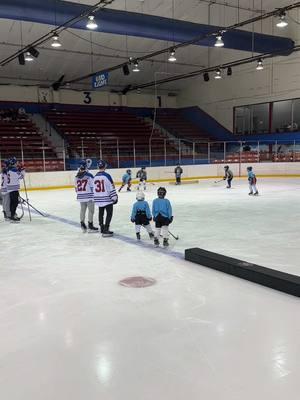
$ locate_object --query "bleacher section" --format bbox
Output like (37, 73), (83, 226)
(44, 109), (177, 166)
(0, 117), (62, 172)
(155, 110), (210, 141)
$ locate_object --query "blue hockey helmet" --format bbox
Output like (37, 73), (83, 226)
(9, 156), (17, 166)
(141, 166), (146, 170)
(98, 159), (107, 169)
(3, 159), (10, 167)
(79, 160), (87, 170)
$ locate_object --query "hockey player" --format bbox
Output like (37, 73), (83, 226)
(93, 160), (118, 237)
(174, 164), (183, 185)
(136, 166), (147, 190)
(247, 166), (259, 196)
(223, 165), (233, 188)
(152, 187), (173, 248)
(75, 160), (98, 233)
(7, 157), (25, 222)
(131, 191), (154, 240)
(0, 160), (11, 220)
(119, 169), (132, 192)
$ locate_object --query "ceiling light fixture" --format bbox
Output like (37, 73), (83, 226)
(132, 61), (140, 72)
(86, 15), (98, 30)
(276, 12), (288, 28)
(168, 49), (177, 62)
(51, 34), (62, 48)
(215, 34), (224, 48)
(214, 69), (222, 79)
(24, 52), (34, 62)
(256, 59), (264, 70)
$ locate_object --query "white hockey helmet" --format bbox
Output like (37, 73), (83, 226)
(136, 191), (145, 201)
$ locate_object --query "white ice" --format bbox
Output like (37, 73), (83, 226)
(0, 178), (299, 400)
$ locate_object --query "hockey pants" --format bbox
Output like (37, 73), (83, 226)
(10, 191), (19, 217)
(98, 204), (113, 229)
(80, 201), (94, 223)
(2, 193), (11, 218)
(135, 223), (153, 234)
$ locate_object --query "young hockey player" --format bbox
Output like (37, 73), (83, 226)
(174, 164), (183, 185)
(0, 160), (11, 220)
(7, 157), (25, 222)
(247, 166), (259, 196)
(119, 169), (132, 192)
(131, 191), (154, 240)
(223, 165), (233, 188)
(75, 160), (98, 233)
(152, 187), (173, 248)
(136, 166), (147, 190)
(93, 160), (118, 237)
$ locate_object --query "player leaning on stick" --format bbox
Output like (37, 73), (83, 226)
(7, 157), (25, 222)
(131, 191), (154, 240)
(152, 187), (173, 248)
(93, 160), (118, 237)
(247, 166), (259, 196)
(119, 169), (132, 192)
(136, 166), (147, 190)
(74, 160), (98, 233)
(223, 165), (233, 188)
(1, 160), (11, 220)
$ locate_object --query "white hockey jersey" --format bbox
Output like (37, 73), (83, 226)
(1, 171), (8, 195)
(74, 171), (94, 202)
(93, 171), (118, 207)
(7, 167), (25, 193)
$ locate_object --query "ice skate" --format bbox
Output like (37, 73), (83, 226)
(127, 188), (131, 192)
(10, 216), (20, 223)
(102, 225), (113, 237)
(80, 221), (87, 232)
(163, 238), (169, 248)
(136, 232), (141, 240)
(254, 192), (259, 196)
(248, 192), (253, 195)
(88, 222), (98, 232)
(154, 237), (159, 247)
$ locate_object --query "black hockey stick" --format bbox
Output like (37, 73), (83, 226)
(19, 196), (46, 217)
(168, 230), (179, 240)
(214, 179), (224, 183)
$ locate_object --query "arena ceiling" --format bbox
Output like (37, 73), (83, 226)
(0, 0), (297, 92)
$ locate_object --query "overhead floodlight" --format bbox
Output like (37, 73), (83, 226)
(168, 49), (177, 62)
(214, 69), (222, 79)
(227, 67), (232, 76)
(276, 12), (288, 28)
(256, 59), (264, 71)
(18, 53), (25, 65)
(24, 52), (34, 62)
(215, 34), (224, 48)
(51, 34), (62, 48)
(132, 61), (140, 72)
(203, 72), (210, 82)
(86, 15), (98, 30)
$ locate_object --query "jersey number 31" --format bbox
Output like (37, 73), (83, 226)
(94, 179), (105, 193)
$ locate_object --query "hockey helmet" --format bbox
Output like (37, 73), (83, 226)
(98, 159), (107, 169)
(3, 159), (10, 167)
(141, 166), (146, 170)
(136, 191), (145, 201)
(157, 187), (167, 198)
(224, 165), (229, 170)
(79, 160), (87, 170)
(9, 156), (17, 166)
(247, 166), (252, 171)
(127, 169), (132, 175)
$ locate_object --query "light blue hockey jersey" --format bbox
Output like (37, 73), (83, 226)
(131, 200), (152, 220)
(152, 198), (172, 219)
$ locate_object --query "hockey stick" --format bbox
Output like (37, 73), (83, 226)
(19, 196), (46, 217)
(22, 176), (31, 221)
(168, 230), (179, 240)
(18, 196), (25, 220)
(214, 179), (224, 183)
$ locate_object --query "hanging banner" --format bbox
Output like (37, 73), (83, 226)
(92, 72), (109, 89)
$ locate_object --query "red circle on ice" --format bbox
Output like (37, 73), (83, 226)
(119, 276), (156, 288)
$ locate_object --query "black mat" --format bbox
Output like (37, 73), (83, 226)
(185, 248), (300, 297)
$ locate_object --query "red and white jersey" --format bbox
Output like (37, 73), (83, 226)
(93, 171), (118, 207)
(7, 168), (25, 193)
(1, 171), (8, 194)
(74, 171), (94, 202)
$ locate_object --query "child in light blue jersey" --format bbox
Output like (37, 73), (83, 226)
(247, 166), (259, 196)
(119, 169), (132, 192)
(152, 187), (173, 247)
(131, 191), (154, 240)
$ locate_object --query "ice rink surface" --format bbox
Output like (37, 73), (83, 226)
(0, 177), (299, 399)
